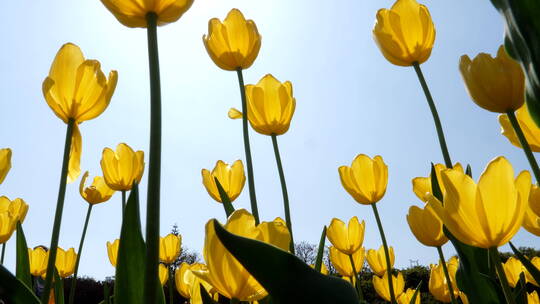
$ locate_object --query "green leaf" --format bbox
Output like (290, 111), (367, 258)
(465, 164), (472, 177)
(54, 270), (65, 304)
(409, 281), (422, 304)
(16, 222), (32, 289)
(513, 272), (527, 304)
(509, 242), (540, 286)
(0, 264), (40, 303)
(215, 177), (235, 218)
(200, 283), (219, 304)
(212, 219), (358, 304)
(314, 226), (327, 272)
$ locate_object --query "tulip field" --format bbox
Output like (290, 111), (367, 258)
(1, 0), (540, 303)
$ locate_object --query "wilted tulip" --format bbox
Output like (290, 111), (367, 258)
(366, 246), (395, 276)
(101, 143), (145, 191)
(55, 247), (77, 278)
(159, 233), (181, 264)
(503, 257), (524, 288)
(100, 0), (193, 28)
(338, 154), (388, 205)
(201, 160), (245, 203)
(0, 148), (11, 184)
(412, 163), (464, 202)
(329, 246), (365, 278)
(499, 104), (540, 152)
(373, 272), (405, 302)
(106, 239), (119, 267)
(406, 205), (448, 247)
(79, 171), (115, 205)
(327, 216), (365, 255)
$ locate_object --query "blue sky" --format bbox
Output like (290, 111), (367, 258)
(0, 0), (536, 280)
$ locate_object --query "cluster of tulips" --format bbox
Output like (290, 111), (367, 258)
(1, 0), (540, 303)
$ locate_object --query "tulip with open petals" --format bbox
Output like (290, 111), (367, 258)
(107, 239), (119, 267)
(203, 9), (261, 71)
(160, 233), (181, 264)
(0, 148), (11, 184)
(79, 171), (115, 205)
(28, 247), (49, 277)
(175, 263), (214, 303)
(201, 160), (245, 203)
(406, 205), (448, 247)
(503, 257), (524, 288)
(327, 217), (365, 255)
(412, 163), (464, 202)
(100, 0), (193, 28)
(525, 257), (540, 286)
(499, 104), (540, 152)
(329, 246), (365, 278)
(0, 196), (28, 223)
(427, 157), (531, 248)
(429, 257), (459, 302)
(397, 288), (420, 304)
(373, 0), (435, 67)
(373, 272), (405, 302)
(101, 143), (145, 191)
(366, 246), (395, 276)
(339, 154), (388, 205)
(460, 46), (525, 113)
(55, 247), (77, 278)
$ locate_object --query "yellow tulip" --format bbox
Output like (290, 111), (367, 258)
(194, 209), (290, 301)
(228, 108), (243, 119)
(0, 196), (29, 224)
(309, 263), (329, 275)
(0, 212), (16, 244)
(373, 0), (435, 67)
(175, 263), (214, 302)
(499, 104), (540, 152)
(429, 257), (459, 303)
(406, 205), (448, 247)
(101, 143), (145, 191)
(523, 204), (540, 237)
(427, 156), (531, 248)
(0, 148), (11, 184)
(412, 163), (464, 202)
(106, 239), (119, 267)
(79, 171), (115, 205)
(43, 43), (117, 183)
(502, 257), (524, 288)
(100, 0), (193, 28)
(327, 216), (365, 255)
(338, 154), (388, 205)
(528, 291), (540, 304)
(244, 74), (296, 136)
(329, 246), (365, 278)
(203, 9), (261, 71)
(373, 272), (405, 302)
(397, 288), (420, 304)
(459, 46), (525, 113)
(201, 160), (245, 203)
(366, 245), (395, 276)
(525, 257), (540, 286)
(529, 184), (540, 217)
(159, 264), (169, 286)
(257, 217), (292, 251)
(55, 247), (77, 278)
(160, 233), (181, 264)
(28, 247), (49, 277)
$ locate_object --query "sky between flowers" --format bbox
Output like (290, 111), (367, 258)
(0, 0), (534, 280)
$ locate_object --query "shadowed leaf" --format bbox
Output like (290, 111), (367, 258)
(16, 222), (32, 289)
(0, 264), (40, 303)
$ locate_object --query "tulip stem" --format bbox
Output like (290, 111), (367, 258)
(489, 247), (516, 304)
(506, 110), (540, 182)
(236, 68), (260, 225)
(68, 204), (93, 304)
(230, 298), (240, 304)
(348, 254), (365, 302)
(412, 62), (453, 169)
(370, 203), (396, 304)
(436, 246), (457, 304)
(121, 190), (126, 214)
(143, 12), (162, 304)
(167, 266), (174, 304)
(0, 243), (5, 264)
(271, 134), (295, 253)
(41, 119), (75, 304)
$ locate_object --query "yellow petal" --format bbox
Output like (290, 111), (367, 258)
(100, 0), (193, 28)
(107, 239), (120, 267)
(228, 107), (243, 119)
(0, 148), (12, 184)
(160, 233), (182, 264)
(67, 124), (82, 183)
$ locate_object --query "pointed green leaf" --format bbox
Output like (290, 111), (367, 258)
(509, 242), (540, 286)
(16, 222), (32, 289)
(54, 270), (65, 304)
(314, 226), (326, 272)
(0, 265), (40, 303)
(409, 281), (422, 304)
(513, 272), (527, 304)
(465, 164), (472, 177)
(212, 219), (358, 303)
(215, 177), (234, 218)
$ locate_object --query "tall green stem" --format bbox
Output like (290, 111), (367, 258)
(121, 190), (126, 214)
(370, 203), (396, 304)
(506, 110), (540, 182)
(436, 246), (457, 304)
(230, 298), (240, 304)
(68, 204), (93, 304)
(489, 247), (516, 304)
(167, 266), (174, 304)
(236, 68), (260, 224)
(41, 119), (75, 303)
(412, 62), (453, 168)
(143, 12), (162, 304)
(348, 254), (365, 302)
(0, 243), (5, 264)
(271, 134), (294, 253)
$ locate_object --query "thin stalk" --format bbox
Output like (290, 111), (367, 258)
(68, 204), (93, 304)
(412, 62), (453, 168)
(348, 254), (365, 302)
(506, 110), (540, 182)
(41, 119), (75, 303)
(436, 246), (457, 304)
(0, 243), (5, 264)
(231, 298), (240, 304)
(236, 68), (260, 224)
(271, 134), (294, 253)
(489, 247), (516, 304)
(167, 266), (174, 304)
(371, 203), (396, 304)
(121, 190), (126, 214)
(143, 12), (162, 304)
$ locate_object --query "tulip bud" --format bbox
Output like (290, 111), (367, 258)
(338, 154), (388, 205)
(201, 160), (245, 203)
(327, 217), (365, 255)
(373, 272), (405, 302)
(101, 143), (145, 191)
(366, 246), (394, 276)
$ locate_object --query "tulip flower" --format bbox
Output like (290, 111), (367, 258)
(499, 104), (540, 152)
(159, 233), (181, 264)
(55, 247), (77, 278)
(175, 263), (214, 303)
(101, 143), (145, 191)
(79, 171), (115, 205)
(100, 0), (193, 28)
(106, 239), (119, 267)
(412, 163), (464, 202)
(366, 246), (395, 276)
(460, 46), (525, 113)
(0, 196), (28, 223)
(502, 257), (524, 288)
(329, 246), (365, 278)
(0, 148), (11, 184)
(0, 212), (16, 244)
(523, 203), (540, 237)
(373, 0), (435, 67)
(327, 217), (365, 255)
(427, 156), (530, 248)
(158, 264), (169, 286)
(397, 288), (420, 304)
(339, 154), (388, 205)
(201, 160), (245, 203)
(203, 9), (261, 71)
(406, 205), (448, 247)
(529, 184), (540, 217)
(28, 247), (49, 277)
(373, 272), (405, 302)
(429, 257), (459, 303)
(525, 257), (540, 286)
(528, 291), (540, 304)
(194, 209), (290, 301)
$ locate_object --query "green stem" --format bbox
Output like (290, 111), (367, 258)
(436, 246), (457, 304)
(371, 203), (396, 304)
(68, 204), (93, 304)
(348, 254), (365, 302)
(489, 247), (516, 304)
(167, 266), (174, 304)
(41, 119), (75, 303)
(1, 243), (5, 264)
(271, 134), (294, 253)
(230, 298), (240, 304)
(236, 68), (260, 224)
(506, 110), (540, 182)
(121, 190), (126, 215)
(143, 12), (162, 304)
(412, 62), (453, 168)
